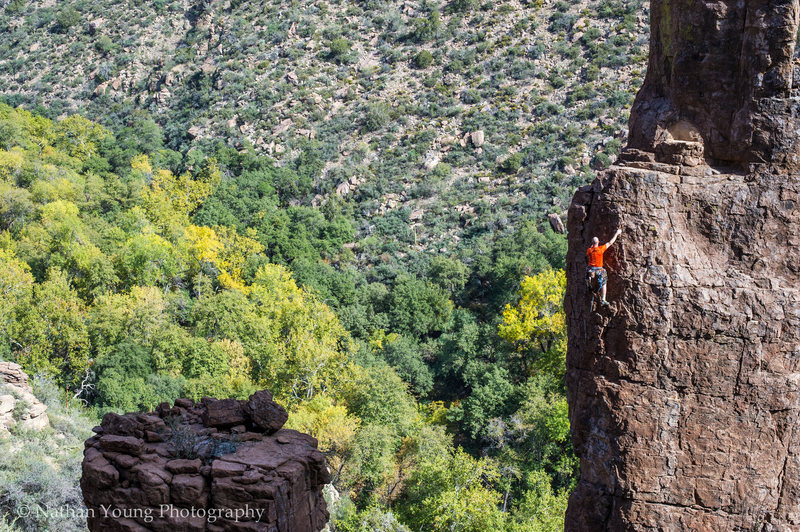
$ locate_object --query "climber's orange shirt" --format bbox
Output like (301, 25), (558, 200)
(587, 244), (607, 268)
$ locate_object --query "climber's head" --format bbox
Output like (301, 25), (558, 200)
(591, 237), (599, 246)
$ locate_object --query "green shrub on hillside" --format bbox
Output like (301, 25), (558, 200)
(327, 37), (352, 63)
(409, 10), (442, 43)
(499, 152), (524, 174)
(94, 35), (114, 54)
(361, 102), (391, 132)
(54, 7), (80, 32)
(413, 49), (434, 69)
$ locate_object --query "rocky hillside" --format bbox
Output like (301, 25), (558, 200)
(0, 0), (648, 259)
(0, 361), (49, 434)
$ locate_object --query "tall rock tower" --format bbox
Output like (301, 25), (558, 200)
(565, 1), (800, 530)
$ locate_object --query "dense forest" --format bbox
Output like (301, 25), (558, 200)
(0, 103), (571, 531)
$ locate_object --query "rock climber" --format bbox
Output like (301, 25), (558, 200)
(586, 228), (622, 306)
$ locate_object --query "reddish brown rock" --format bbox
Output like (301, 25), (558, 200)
(202, 398), (246, 428)
(99, 435), (144, 455)
(245, 390), (288, 434)
(628, 0), (800, 171)
(81, 391), (329, 532)
(211, 459), (248, 479)
(166, 458), (202, 474)
(82, 453), (119, 490)
(565, 2), (800, 529)
(171, 474), (207, 506)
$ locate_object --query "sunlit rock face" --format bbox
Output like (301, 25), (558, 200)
(81, 391), (330, 532)
(564, 1), (800, 530)
(0, 361), (49, 433)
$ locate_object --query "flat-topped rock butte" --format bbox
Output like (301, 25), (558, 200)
(81, 391), (330, 532)
(565, 1), (800, 530)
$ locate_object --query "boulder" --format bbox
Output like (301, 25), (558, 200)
(469, 130), (484, 147)
(244, 390), (287, 434)
(0, 361), (48, 431)
(201, 398), (246, 428)
(99, 435), (144, 455)
(547, 213), (565, 234)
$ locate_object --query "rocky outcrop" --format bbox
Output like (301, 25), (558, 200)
(0, 360), (49, 434)
(629, 0), (800, 171)
(81, 391), (330, 532)
(565, 1), (800, 530)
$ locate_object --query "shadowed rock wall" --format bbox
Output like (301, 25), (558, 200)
(629, 0), (800, 169)
(565, 1), (800, 530)
(81, 391), (330, 532)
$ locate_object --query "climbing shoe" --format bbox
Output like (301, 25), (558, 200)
(600, 299), (610, 307)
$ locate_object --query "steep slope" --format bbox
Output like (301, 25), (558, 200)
(565, 0), (800, 529)
(0, 0), (648, 258)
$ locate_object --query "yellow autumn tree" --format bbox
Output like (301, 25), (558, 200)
(498, 269), (566, 377)
(181, 224), (265, 292)
(214, 225), (265, 291)
(286, 394), (361, 481)
(248, 263), (353, 403)
(53, 115), (110, 160)
(134, 154), (221, 234)
(0, 147), (25, 182)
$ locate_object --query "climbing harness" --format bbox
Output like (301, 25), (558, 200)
(586, 266), (608, 311)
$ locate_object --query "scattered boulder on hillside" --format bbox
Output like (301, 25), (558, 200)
(422, 151), (440, 171)
(469, 130), (485, 148)
(547, 213), (565, 234)
(0, 361), (49, 434)
(81, 391), (329, 532)
(87, 18), (105, 35)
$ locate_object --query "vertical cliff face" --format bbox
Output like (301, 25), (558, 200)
(629, 0), (800, 169)
(565, 1), (800, 530)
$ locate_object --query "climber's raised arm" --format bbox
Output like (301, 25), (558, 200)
(606, 228), (622, 247)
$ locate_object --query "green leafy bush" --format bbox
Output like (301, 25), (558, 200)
(94, 35), (114, 54)
(413, 49), (434, 69)
(499, 152), (524, 174)
(54, 7), (80, 32)
(327, 38), (352, 63)
(409, 10), (441, 43)
(361, 102), (391, 132)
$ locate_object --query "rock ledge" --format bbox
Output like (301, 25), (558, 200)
(81, 391), (330, 532)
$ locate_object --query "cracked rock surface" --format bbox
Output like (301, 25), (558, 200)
(81, 391), (329, 532)
(629, 0), (800, 170)
(565, 1), (800, 530)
